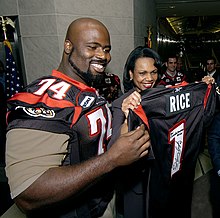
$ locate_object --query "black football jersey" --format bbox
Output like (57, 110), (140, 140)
(129, 81), (215, 180)
(126, 82), (216, 218)
(6, 70), (113, 217)
(159, 71), (186, 86)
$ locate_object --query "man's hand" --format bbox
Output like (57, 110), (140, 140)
(108, 124), (150, 167)
(202, 75), (215, 84)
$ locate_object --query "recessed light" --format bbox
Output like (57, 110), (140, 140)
(169, 5), (176, 9)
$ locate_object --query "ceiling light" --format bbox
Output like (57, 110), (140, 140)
(166, 17), (178, 34)
(169, 5), (175, 9)
(213, 29), (220, 33)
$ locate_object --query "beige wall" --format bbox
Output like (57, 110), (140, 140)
(134, 0), (157, 49)
(0, 0), (156, 90)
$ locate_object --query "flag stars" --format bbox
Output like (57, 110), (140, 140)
(4, 40), (23, 99)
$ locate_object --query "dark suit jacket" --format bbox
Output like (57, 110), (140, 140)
(208, 112), (220, 174)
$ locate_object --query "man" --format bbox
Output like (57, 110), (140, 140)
(159, 54), (186, 86)
(5, 18), (150, 217)
(176, 56), (183, 72)
(205, 56), (220, 84)
(206, 56), (220, 218)
(208, 111), (220, 218)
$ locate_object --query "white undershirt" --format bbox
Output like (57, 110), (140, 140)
(166, 70), (177, 78)
(207, 69), (216, 77)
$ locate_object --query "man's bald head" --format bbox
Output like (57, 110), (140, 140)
(65, 18), (110, 44)
(58, 17), (111, 84)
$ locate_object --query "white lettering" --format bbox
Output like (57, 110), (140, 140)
(169, 93), (191, 113)
(170, 96), (176, 112)
(180, 94), (185, 109)
(169, 121), (186, 177)
(185, 93), (190, 108)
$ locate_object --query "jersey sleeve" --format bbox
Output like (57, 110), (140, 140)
(6, 92), (78, 136)
(5, 128), (69, 199)
(5, 73), (103, 199)
(6, 74), (97, 135)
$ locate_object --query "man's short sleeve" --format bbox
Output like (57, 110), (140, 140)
(5, 128), (69, 199)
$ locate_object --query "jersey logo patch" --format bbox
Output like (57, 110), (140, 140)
(80, 96), (95, 108)
(105, 78), (111, 84)
(15, 106), (55, 118)
(166, 91), (192, 115)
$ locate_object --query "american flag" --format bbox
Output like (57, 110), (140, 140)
(4, 40), (23, 99)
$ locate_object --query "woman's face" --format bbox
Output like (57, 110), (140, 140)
(129, 57), (158, 92)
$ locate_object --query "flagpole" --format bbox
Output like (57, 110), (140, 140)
(0, 16), (8, 40)
(0, 16), (7, 40)
(1, 16), (23, 98)
(0, 16), (15, 40)
(147, 25), (152, 48)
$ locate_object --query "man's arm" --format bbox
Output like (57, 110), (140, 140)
(14, 125), (150, 213)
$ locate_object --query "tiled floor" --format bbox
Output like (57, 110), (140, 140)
(192, 149), (213, 218)
(194, 149), (213, 181)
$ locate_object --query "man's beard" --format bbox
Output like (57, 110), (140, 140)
(68, 55), (105, 87)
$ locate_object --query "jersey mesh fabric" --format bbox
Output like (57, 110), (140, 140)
(124, 82), (216, 218)
(6, 70), (113, 217)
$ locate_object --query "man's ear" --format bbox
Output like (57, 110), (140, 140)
(64, 40), (73, 54)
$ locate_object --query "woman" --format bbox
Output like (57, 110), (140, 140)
(111, 46), (162, 139)
(108, 46), (162, 218)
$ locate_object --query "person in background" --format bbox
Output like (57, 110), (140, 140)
(159, 54), (186, 86)
(206, 56), (220, 218)
(195, 56), (220, 83)
(176, 56), (184, 72)
(208, 110), (220, 218)
(93, 72), (123, 110)
(205, 56), (220, 84)
(5, 18), (151, 218)
(176, 56), (196, 83)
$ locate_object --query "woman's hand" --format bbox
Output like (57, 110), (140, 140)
(202, 75), (215, 84)
(122, 91), (141, 118)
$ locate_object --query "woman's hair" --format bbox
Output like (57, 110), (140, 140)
(123, 46), (161, 93)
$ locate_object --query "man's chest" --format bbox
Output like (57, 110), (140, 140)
(75, 104), (112, 157)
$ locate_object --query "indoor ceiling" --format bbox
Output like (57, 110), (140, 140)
(155, 0), (220, 17)
(155, 0), (220, 39)
(155, 0), (220, 68)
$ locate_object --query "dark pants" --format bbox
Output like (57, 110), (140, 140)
(209, 170), (220, 218)
(208, 112), (220, 218)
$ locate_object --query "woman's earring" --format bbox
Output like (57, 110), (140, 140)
(130, 78), (132, 81)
